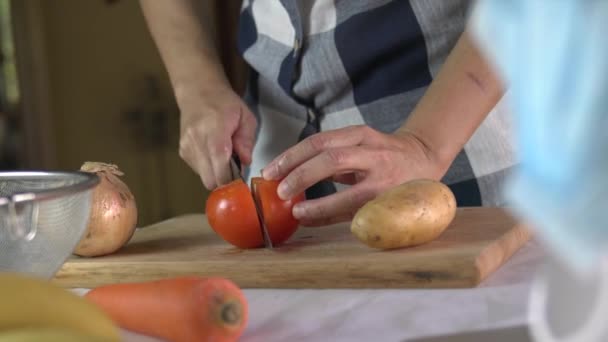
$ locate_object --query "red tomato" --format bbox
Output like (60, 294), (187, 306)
(205, 178), (305, 248)
(205, 179), (263, 249)
(251, 177), (305, 246)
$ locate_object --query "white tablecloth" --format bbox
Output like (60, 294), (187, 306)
(78, 240), (545, 342)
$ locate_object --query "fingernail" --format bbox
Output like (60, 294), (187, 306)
(262, 165), (278, 180)
(292, 204), (305, 219)
(277, 181), (290, 200)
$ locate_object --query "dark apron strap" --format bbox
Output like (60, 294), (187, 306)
(298, 108), (337, 200)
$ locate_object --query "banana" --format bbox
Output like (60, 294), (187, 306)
(0, 328), (112, 342)
(0, 273), (120, 341)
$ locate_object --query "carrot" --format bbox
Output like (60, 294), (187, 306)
(85, 277), (247, 342)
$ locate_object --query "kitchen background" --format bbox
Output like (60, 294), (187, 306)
(0, 0), (246, 226)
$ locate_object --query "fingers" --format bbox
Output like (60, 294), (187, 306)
(262, 125), (370, 180)
(181, 132), (232, 189)
(178, 111), (244, 190)
(232, 107), (257, 166)
(197, 155), (216, 190)
(176, 88), (258, 190)
(208, 135), (233, 187)
(292, 184), (377, 225)
(276, 146), (381, 200)
(179, 130), (216, 189)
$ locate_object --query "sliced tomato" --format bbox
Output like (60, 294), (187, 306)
(251, 177), (305, 246)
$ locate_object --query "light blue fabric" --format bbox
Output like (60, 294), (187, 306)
(471, 1), (608, 271)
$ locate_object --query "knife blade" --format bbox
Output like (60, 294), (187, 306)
(229, 154), (242, 182)
(229, 154), (274, 249)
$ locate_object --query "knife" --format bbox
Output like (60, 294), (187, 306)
(229, 154), (274, 249)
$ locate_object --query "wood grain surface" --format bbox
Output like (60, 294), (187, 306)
(53, 208), (531, 289)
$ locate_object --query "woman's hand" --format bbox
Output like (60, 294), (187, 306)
(140, 0), (255, 190)
(262, 125), (448, 226)
(178, 87), (257, 190)
(262, 32), (505, 226)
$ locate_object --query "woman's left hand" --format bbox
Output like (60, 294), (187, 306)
(261, 125), (448, 227)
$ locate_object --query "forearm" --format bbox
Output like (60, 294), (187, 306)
(139, 0), (230, 101)
(397, 31), (504, 175)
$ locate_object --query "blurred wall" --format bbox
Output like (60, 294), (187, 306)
(38, 0), (215, 226)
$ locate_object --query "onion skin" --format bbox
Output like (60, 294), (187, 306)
(74, 162), (138, 257)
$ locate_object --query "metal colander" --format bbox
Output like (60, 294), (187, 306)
(0, 171), (99, 279)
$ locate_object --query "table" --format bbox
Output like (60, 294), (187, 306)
(78, 239), (545, 342)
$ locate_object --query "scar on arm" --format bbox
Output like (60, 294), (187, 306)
(466, 71), (486, 93)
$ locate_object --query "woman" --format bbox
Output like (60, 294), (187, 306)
(140, 0), (514, 226)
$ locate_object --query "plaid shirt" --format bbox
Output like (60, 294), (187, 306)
(236, 0), (516, 207)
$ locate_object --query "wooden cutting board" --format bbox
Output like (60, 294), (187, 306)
(53, 208), (531, 289)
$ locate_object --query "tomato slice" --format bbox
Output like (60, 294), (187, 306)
(251, 177), (304, 246)
(205, 179), (263, 248)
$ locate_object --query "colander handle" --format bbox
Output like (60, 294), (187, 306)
(1, 197), (39, 241)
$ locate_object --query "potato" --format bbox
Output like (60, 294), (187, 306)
(351, 179), (456, 249)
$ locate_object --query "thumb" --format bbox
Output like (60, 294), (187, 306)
(232, 107), (257, 165)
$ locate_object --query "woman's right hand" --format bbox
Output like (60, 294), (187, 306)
(177, 86), (257, 190)
(139, 0), (253, 190)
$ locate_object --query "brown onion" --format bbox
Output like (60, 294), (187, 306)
(73, 162), (138, 257)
